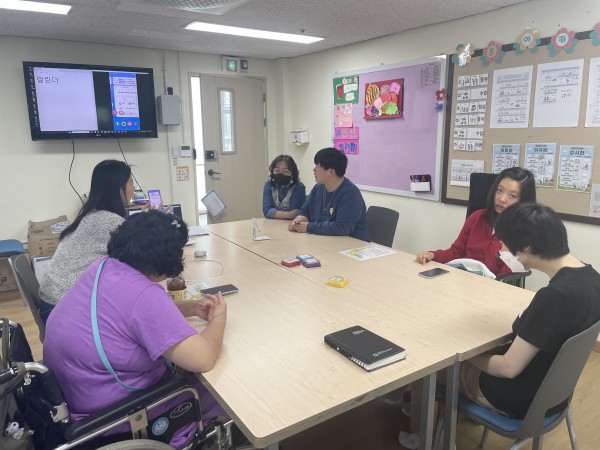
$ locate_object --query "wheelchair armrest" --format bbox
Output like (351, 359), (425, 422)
(65, 375), (194, 441)
(496, 270), (531, 285)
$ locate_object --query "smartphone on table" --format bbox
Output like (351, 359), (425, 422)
(148, 189), (162, 210)
(201, 284), (239, 296)
(418, 268), (450, 279)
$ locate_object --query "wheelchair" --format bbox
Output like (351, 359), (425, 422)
(0, 319), (237, 450)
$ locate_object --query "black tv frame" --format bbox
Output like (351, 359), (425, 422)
(23, 61), (158, 140)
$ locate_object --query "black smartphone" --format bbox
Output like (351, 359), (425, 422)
(418, 268), (450, 279)
(202, 284), (239, 296)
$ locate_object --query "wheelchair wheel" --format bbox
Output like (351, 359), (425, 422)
(95, 439), (174, 450)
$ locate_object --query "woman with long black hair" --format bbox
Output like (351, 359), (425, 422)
(39, 159), (134, 319)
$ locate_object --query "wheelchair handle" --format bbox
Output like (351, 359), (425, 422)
(0, 362), (48, 384)
(0, 365), (18, 384)
(23, 362), (49, 374)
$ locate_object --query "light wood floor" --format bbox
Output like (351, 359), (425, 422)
(2, 290), (599, 450)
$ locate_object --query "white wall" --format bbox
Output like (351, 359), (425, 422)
(2, 0), (600, 294)
(279, 0), (600, 292)
(0, 36), (279, 239)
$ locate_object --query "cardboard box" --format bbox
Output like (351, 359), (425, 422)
(27, 215), (69, 259)
(0, 259), (18, 292)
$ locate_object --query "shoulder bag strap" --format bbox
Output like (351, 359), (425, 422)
(91, 259), (142, 391)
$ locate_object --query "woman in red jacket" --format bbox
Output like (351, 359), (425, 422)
(416, 167), (536, 276)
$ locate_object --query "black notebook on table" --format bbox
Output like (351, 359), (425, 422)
(324, 325), (406, 371)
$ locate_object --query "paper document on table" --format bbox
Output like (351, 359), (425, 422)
(446, 259), (496, 279)
(185, 282), (210, 301)
(340, 245), (397, 261)
(189, 226), (209, 236)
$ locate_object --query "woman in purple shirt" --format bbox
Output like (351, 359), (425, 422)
(44, 210), (227, 448)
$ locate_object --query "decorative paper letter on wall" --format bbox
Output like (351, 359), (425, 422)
(334, 140), (359, 155)
(364, 79), (404, 120)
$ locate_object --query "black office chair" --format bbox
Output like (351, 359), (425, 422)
(466, 173), (530, 288)
(366, 206), (399, 247)
(466, 173), (497, 219)
(11, 254), (46, 343)
(0, 319), (232, 450)
(435, 320), (600, 450)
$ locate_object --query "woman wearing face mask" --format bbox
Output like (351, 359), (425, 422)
(262, 155), (306, 220)
(415, 167), (536, 276)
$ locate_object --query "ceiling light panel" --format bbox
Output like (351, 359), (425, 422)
(185, 22), (323, 44)
(0, 0), (71, 15)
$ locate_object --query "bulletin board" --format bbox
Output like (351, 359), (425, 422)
(442, 27), (600, 225)
(333, 56), (447, 201)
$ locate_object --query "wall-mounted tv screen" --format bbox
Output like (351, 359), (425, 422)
(23, 61), (158, 140)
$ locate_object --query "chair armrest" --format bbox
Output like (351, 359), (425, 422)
(65, 375), (194, 441)
(496, 271), (531, 285)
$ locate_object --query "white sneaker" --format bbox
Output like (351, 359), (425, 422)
(398, 431), (420, 449)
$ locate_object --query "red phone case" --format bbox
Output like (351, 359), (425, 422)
(281, 258), (301, 267)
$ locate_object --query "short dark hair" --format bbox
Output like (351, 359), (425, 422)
(269, 154), (300, 185)
(314, 147), (347, 177)
(61, 160), (131, 239)
(485, 167), (536, 226)
(495, 203), (569, 259)
(107, 210), (189, 277)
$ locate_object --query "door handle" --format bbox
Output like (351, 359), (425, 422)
(207, 169), (222, 176)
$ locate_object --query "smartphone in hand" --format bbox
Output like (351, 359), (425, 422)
(148, 189), (162, 209)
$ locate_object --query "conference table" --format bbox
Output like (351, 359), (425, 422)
(183, 219), (534, 449)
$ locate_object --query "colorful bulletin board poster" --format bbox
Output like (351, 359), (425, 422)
(334, 140), (359, 154)
(524, 143), (556, 187)
(334, 103), (353, 127)
(333, 75), (359, 104)
(557, 145), (594, 192)
(364, 79), (404, 119)
(334, 127), (360, 154)
(334, 127), (359, 140)
(331, 56), (446, 201)
(492, 144), (520, 173)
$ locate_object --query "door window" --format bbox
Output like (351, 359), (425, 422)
(219, 88), (236, 154)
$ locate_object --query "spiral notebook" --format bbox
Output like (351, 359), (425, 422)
(324, 325), (405, 371)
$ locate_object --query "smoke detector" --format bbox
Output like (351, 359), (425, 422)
(140, 0), (252, 15)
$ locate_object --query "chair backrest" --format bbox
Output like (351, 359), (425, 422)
(467, 173), (497, 218)
(11, 254), (45, 343)
(517, 319), (600, 438)
(366, 206), (399, 247)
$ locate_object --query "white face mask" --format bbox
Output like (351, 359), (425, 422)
(498, 251), (526, 272)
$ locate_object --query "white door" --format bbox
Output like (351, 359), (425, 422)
(200, 75), (267, 222)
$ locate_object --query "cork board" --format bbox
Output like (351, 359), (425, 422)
(442, 30), (600, 225)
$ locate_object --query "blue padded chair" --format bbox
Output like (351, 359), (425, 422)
(0, 239), (26, 305)
(437, 320), (600, 450)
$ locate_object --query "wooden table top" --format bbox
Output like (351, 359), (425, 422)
(186, 221), (534, 447)
(206, 219), (534, 358)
